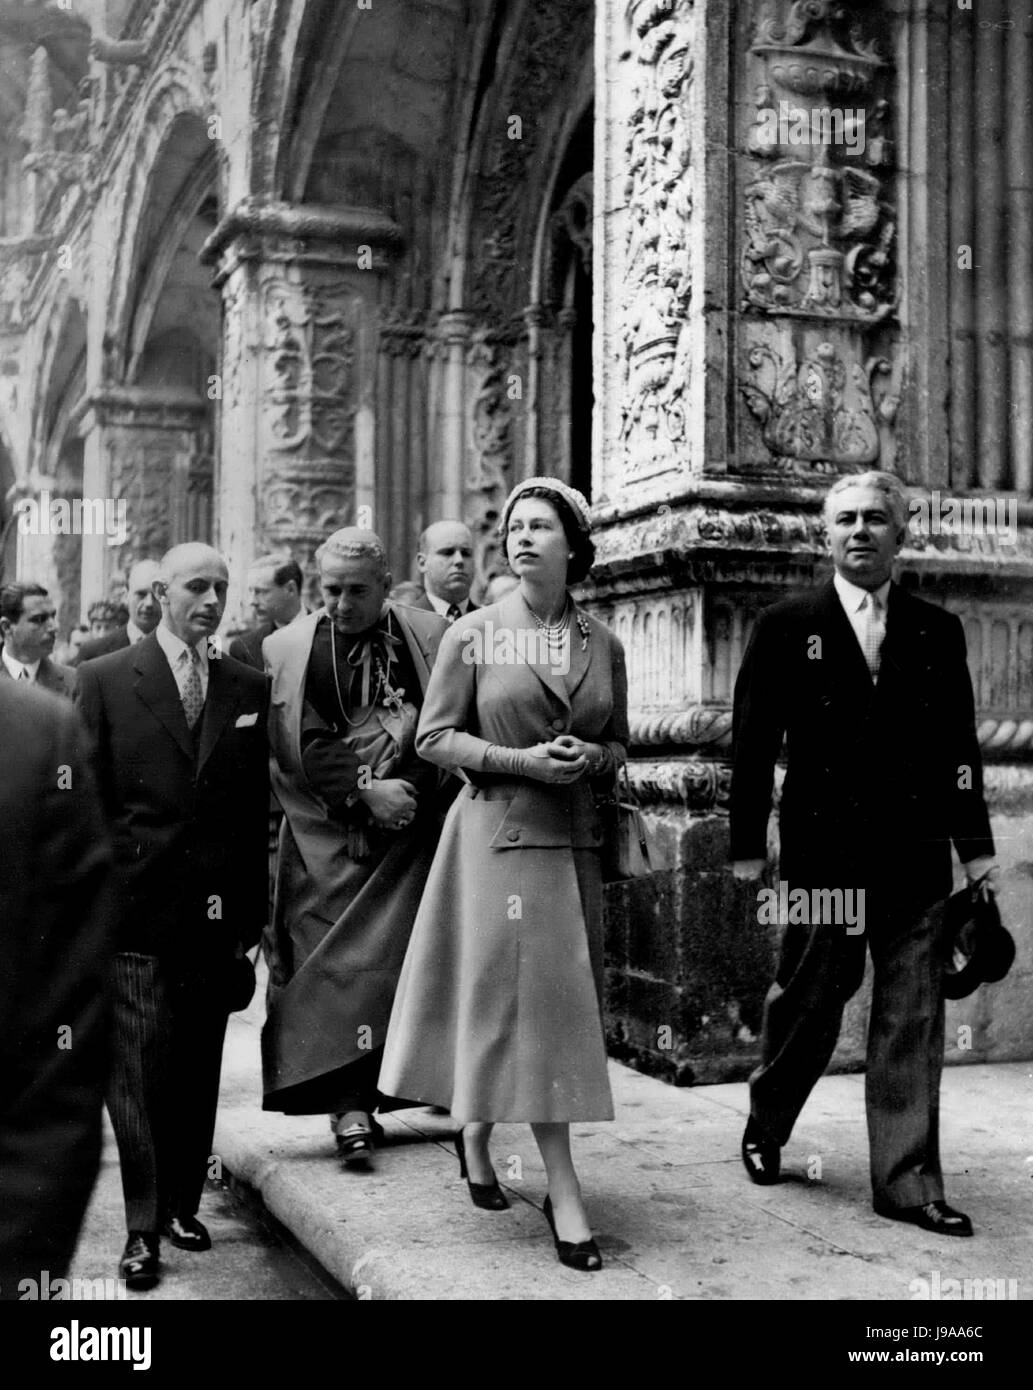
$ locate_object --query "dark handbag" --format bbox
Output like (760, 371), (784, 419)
(942, 877), (1014, 1000)
(597, 762), (653, 883)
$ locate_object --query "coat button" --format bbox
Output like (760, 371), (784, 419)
(506, 829), (520, 842)
(551, 718), (565, 731)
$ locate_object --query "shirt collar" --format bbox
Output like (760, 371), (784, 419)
(425, 590), (468, 618)
(155, 622), (208, 670)
(2, 648), (40, 681)
(833, 572), (891, 614)
(126, 620), (145, 645)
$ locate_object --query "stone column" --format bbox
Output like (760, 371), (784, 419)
(201, 201), (401, 618)
(76, 387), (210, 604)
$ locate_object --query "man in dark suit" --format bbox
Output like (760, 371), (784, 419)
(408, 519), (478, 622)
(0, 681), (113, 1300)
(76, 542), (269, 1290)
(72, 559), (162, 665)
(0, 581), (76, 697)
(730, 470), (997, 1237)
(228, 552), (305, 669)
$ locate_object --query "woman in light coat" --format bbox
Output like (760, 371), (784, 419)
(380, 477), (628, 1271)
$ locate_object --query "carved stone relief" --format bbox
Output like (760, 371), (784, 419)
(617, 0), (695, 485)
(737, 0), (900, 474)
(258, 271), (357, 555)
(740, 337), (900, 472)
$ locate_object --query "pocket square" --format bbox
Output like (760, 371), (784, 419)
(235, 712), (259, 728)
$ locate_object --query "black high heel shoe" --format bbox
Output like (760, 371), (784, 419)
(454, 1130), (509, 1211)
(543, 1195), (602, 1272)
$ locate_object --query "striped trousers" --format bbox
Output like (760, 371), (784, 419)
(106, 954), (228, 1233)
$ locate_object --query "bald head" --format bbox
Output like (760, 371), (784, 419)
(417, 518), (474, 604)
(126, 558), (163, 635)
(155, 543), (229, 647)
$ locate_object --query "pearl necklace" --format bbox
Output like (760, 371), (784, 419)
(527, 598), (591, 652)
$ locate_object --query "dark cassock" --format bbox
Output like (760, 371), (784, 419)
(261, 603), (449, 1121)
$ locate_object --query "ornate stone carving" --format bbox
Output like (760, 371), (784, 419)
(740, 339), (900, 471)
(465, 330), (513, 593)
(741, 146), (895, 320)
(468, 0), (593, 320)
(616, 0), (695, 485)
(261, 274), (356, 458)
(742, 1), (896, 321)
(258, 272), (359, 554)
(627, 759), (731, 812)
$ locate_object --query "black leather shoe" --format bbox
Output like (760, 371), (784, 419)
(334, 1113), (384, 1170)
(161, 1213), (212, 1251)
(741, 1115), (781, 1185)
(119, 1232), (160, 1291)
(874, 1199), (973, 1237)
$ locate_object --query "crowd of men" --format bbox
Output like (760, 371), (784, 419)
(0, 518), (492, 1294)
(0, 470), (1002, 1300)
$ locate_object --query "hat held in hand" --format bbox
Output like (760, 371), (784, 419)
(942, 879), (1015, 1001)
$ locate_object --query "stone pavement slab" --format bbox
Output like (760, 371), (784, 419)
(213, 987), (1033, 1301)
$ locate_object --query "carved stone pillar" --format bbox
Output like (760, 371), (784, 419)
(201, 201), (401, 618)
(77, 387), (211, 605)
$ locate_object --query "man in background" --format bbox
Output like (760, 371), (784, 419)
(73, 559), (162, 665)
(229, 552), (306, 670)
(0, 582), (76, 697)
(0, 681), (113, 1299)
(409, 520), (477, 623)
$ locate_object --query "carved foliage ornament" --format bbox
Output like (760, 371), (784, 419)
(740, 339), (900, 472)
(742, 1), (896, 323)
(619, 0), (695, 483)
(465, 330), (514, 594)
(261, 275), (356, 458)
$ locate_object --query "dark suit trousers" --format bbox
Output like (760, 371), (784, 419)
(749, 895), (950, 1208)
(107, 954), (228, 1232)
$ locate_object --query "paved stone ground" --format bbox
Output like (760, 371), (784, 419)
(64, 1122), (342, 1301)
(212, 979), (1033, 1302)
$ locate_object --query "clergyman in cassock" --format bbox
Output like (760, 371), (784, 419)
(261, 527), (449, 1168)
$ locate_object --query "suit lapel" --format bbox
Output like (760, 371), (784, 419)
(132, 634), (195, 761)
(196, 658), (244, 774)
(817, 580), (876, 696)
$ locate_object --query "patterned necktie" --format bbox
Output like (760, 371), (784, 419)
(860, 591), (885, 680)
(18, 667), (30, 681)
(446, 604), (462, 624)
(180, 647), (205, 728)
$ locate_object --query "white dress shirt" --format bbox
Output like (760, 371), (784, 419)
(155, 623), (210, 703)
(425, 591), (470, 619)
(126, 620), (146, 645)
(2, 649), (40, 682)
(833, 572), (891, 663)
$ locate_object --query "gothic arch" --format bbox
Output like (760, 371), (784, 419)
(102, 67), (212, 380)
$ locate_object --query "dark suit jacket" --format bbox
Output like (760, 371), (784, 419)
(730, 579), (994, 909)
(72, 626), (131, 666)
(0, 682), (113, 1294)
(228, 621), (275, 671)
(0, 652), (77, 698)
(404, 591), (479, 617)
(76, 633), (271, 962)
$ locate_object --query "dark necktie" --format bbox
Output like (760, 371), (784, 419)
(446, 604), (462, 624)
(18, 667), (30, 681)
